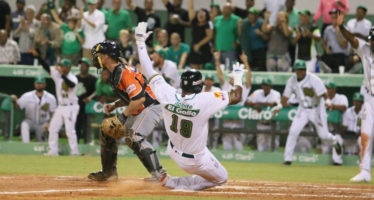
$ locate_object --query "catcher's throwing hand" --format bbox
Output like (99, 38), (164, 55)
(101, 114), (128, 139)
(104, 103), (116, 115)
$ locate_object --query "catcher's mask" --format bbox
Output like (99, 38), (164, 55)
(91, 40), (121, 69)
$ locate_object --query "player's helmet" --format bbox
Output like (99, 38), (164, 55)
(180, 69), (203, 93)
(369, 27), (374, 41)
(91, 40), (120, 69)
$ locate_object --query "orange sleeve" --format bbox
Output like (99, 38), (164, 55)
(119, 71), (145, 100)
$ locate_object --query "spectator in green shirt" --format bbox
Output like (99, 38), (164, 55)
(166, 32), (190, 69)
(51, 9), (84, 66)
(105, 0), (132, 40)
(214, 3), (241, 70)
(94, 68), (117, 104)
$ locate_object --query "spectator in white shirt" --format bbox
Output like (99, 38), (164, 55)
(346, 5), (371, 41)
(0, 29), (20, 64)
(79, 0), (105, 62)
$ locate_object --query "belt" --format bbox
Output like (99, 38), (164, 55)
(170, 141), (194, 159)
(306, 104), (318, 109)
(60, 103), (75, 106)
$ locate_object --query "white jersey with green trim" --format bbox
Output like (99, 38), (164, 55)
(149, 75), (230, 154)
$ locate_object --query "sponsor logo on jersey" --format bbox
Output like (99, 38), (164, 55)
(126, 84), (137, 94)
(303, 87), (315, 97)
(214, 92), (225, 101)
(41, 103), (50, 112)
(165, 104), (200, 117)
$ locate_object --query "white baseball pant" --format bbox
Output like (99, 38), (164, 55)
(359, 94), (374, 174)
(21, 119), (47, 143)
(48, 104), (79, 155)
(164, 141), (228, 190)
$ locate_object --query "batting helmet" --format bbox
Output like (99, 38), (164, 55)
(91, 40), (120, 69)
(180, 69), (204, 94)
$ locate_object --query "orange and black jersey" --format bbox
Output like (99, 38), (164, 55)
(110, 63), (158, 115)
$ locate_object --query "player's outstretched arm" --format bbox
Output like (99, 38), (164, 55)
(135, 22), (158, 80)
(337, 12), (358, 49)
(228, 62), (245, 105)
(29, 48), (51, 74)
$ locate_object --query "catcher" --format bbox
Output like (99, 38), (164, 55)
(88, 41), (166, 182)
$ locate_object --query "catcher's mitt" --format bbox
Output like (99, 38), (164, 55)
(101, 115), (127, 139)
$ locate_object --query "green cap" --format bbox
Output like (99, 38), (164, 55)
(294, 60), (306, 70)
(79, 57), (91, 66)
(326, 81), (336, 89)
(261, 78), (272, 85)
(60, 58), (72, 68)
(248, 7), (260, 14)
(156, 50), (167, 59)
(86, 0), (97, 4)
(205, 74), (215, 80)
(357, 5), (367, 12)
(210, 3), (220, 9)
(204, 63), (215, 70)
(34, 76), (46, 84)
(353, 92), (364, 101)
(298, 9), (311, 16)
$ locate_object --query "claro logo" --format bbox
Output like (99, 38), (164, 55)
(92, 102), (125, 114)
(214, 108), (298, 120)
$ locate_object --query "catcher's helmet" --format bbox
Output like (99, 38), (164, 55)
(369, 27), (374, 41)
(180, 69), (203, 93)
(91, 40), (120, 69)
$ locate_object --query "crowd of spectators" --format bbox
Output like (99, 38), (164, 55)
(0, 0), (371, 155)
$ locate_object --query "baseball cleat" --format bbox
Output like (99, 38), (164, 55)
(283, 161), (292, 165)
(88, 170), (118, 181)
(159, 174), (170, 186)
(144, 169), (167, 182)
(350, 172), (371, 182)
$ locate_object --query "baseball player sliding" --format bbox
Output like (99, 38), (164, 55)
(31, 49), (80, 156)
(135, 22), (244, 190)
(337, 12), (374, 182)
(280, 60), (343, 165)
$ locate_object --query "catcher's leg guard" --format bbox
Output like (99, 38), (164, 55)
(126, 129), (166, 181)
(88, 131), (118, 181)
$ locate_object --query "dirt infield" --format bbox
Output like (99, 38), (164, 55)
(0, 175), (373, 200)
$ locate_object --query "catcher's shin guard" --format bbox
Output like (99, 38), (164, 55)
(88, 131), (118, 181)
(126, 129), (166, 181)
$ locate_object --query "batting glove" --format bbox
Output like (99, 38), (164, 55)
(325, 98), (332, 107)
(135, 22), (152, 47)
(231, 62), (246, 87)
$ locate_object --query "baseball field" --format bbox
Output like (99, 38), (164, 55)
(0, 154), (373, 200)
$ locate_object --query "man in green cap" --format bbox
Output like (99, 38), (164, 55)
(10, 76), (57, 143)
(245, 78), (281, 152)
(202, 74), (220, 93)
(346, 5), (372, 41)
(76, 57), (97, 143)
(33, 51), (80, 156)
(280, 59), (343, 165)
(340, 92), (364, 155)
(151, 50), (180, 88)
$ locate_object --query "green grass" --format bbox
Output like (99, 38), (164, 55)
(0, 154), (372, 185)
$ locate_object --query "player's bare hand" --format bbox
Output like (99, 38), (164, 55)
(99, 96), (107, 104)
(10, 94), (18, 102)
(83, 97), (91, 104)
(104, 104), (116, 115)
(254, 104), (262, 113)
(29, 48), (39, 57)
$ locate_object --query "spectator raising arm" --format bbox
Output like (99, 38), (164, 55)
(335, 25), (348, 48)
(261, 11), (272, 34)
(188, 0), (195, 21)
(240, 53), (252, 89)
(214, 51), (226, 85)
(178, 51), (188, 70)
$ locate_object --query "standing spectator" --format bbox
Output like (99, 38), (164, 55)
(15, 5), (40, 65)
(166, 32), (190, 69)
(0, 0), (11, 35)
(209, 3), (221, 22)
(126, 0), (160, 46)
(162, 0), (189, 42)
(313, 0), (349, 36)
(76, 58), (97, 143)
(151, 50), (180, 89)
(11, 0), (25, 42)
(80, 0), (105, 61)
(10, 76), (57, 143)
(187, 0), (213, 69)
(215, 52), (252, 151)
(346, 5), (371, 41)
(320, 9), (350, 73)
(245, 78), (281, 152)
(119, 29), (133, 65)
(58, 0), (80, 23)
(214, 3), (241, 70)
(285, 0), (299, 66)
(240, 7), (268, 71)
(153, 29), (169, 51)
(264, 0), (285, 25)
(33, 14), (62, 66)
(51, 9), (84, 66)
(0, 29), (20, 64)
(262, 11), (292, 72)
(227, 0), (254, 19)
(105, 0), (132, 40)
(341, 92), (363, 155)
(291, 10), (321, 73)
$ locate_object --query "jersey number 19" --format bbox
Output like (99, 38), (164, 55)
(170, 114), (193, 138)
